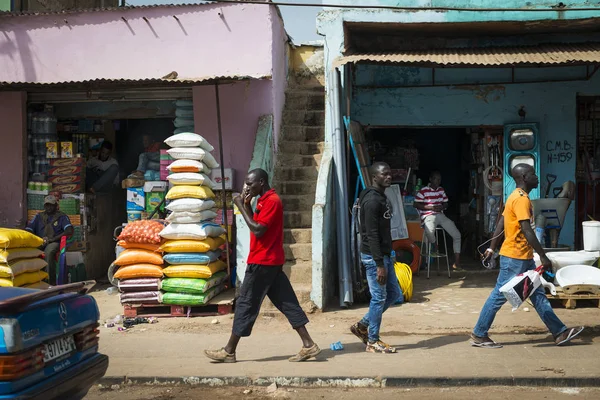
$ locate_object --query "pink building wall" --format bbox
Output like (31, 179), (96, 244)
(0, 4), (274, 83)
(0, 92), (27, 228)
(0, 4), (289, 219)
(271, 7), (289, 157)
(193, 80), (274, 191)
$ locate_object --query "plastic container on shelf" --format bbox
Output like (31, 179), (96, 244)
(582, 221), (600, 251)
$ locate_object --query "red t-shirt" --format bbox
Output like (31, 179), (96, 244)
(145, 142), (161, 153)
(247, 189), (285, 266)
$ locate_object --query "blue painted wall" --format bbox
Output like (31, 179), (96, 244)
(350, 65), (600, 247)
(315, 1), (600, 253)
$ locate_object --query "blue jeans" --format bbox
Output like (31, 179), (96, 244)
(473, 256), (567, 338)
(136, 152), (160, 173)
(359, 253), (403, 342)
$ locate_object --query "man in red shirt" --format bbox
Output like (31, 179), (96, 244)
(204, 168), (320, 363)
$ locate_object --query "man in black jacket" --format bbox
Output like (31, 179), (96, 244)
(350, 162), (403, 353)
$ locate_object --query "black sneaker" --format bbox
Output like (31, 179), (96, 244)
(470, 333), (503, 349)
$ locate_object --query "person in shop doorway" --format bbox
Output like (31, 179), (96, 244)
(472, 163), (584, 348)
(350, 161), (403, 354)
(414, 171), (462, 270)
(86, 140), (119, 194)
(204, 168), (321, 363)
(25, 195), (73, 285)
(129, 134), (161, 178)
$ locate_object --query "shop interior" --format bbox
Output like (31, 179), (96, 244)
(351, 125), (505, 267)
(26, 100), (179, 280)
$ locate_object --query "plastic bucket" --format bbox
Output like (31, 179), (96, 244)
(582, 221), (600, 251)
(127, 210), (142, 223)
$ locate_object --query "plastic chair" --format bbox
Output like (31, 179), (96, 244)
(419, 226), (451, 279)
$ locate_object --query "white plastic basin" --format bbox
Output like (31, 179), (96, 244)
(555, 265), (600, 289)
(533, 251), (599, 273)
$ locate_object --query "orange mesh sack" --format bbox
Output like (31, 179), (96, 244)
(117, 220), (166, 245)
(114, 249), (164, 266)
(117, 240), (163, 253)
(113, 264), (164, 280)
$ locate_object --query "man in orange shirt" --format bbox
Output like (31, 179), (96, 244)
(471, 163), (583, 348)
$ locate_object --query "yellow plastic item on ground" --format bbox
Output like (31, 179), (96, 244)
(113, 264), (164, 280)
(0, 229), (44, 249)
(0, 248), (43, 263)
(394, 262), (413, 302)
(163, 260), (227, 279)
(165, 185), (215, 200)
(0, 258), (48, 278)
(159, 237), (225, 253)
(0, 270), (49, 287)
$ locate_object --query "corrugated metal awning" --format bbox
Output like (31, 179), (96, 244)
(2, 75), (270, 102)
(0, 75), (269, 89)
(334, 42), (600, 68)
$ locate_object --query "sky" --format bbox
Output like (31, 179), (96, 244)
(128, 0), (324, 44)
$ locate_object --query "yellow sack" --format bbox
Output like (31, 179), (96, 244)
(394, 262), (413, 302)
(166, 185), (215, 200)
(0, 258), (48, 278)
(0, 248), (43, 263)
(24, 281), (52, 290)
(163, 260), (227, 279)
(159, 237), (225, 253)
(0, 270), (49, 287)
(0, 229), (43, 249)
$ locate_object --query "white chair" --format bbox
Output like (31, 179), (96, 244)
(419, 226), (451, 279)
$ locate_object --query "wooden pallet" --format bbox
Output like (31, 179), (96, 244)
(123, 290), (234, 318)
(546, 286), (600, 309)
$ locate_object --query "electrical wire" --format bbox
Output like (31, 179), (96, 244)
(394, 261), (413, 302)
(204, 0), (600, 13)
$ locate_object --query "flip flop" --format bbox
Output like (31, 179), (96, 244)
(555, 327), (584, 346)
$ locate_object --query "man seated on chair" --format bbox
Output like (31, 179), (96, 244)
(25, 195), (74, 285)
(414, 171), (462, 270)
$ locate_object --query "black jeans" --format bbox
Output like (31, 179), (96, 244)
(232, 264), (309, 337)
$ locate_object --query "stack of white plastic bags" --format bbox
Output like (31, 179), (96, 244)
(0, 228), (49, 288)
(158, 132), (228, 306)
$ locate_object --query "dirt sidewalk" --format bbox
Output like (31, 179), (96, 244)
(93, 272), (600, 383)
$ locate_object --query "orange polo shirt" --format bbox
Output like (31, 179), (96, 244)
(499, 188), (535, 260)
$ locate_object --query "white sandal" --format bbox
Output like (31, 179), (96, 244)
(555, 327), (584, 346)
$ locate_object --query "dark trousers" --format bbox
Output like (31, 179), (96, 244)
(232, 264), (309, 337)
(86, 165), (119, 193)
(43, 242), (60, 285)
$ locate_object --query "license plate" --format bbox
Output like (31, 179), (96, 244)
(43, 336), (76, 363)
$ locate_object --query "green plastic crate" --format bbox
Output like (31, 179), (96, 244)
(27, 194), (45, 210)
(59, 198), (80, 215)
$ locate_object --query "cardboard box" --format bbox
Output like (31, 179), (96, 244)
(50, 158), (85, 167)
(60, 142), (74, 158)
(145, 191), (166, 213)
(127, 188), (145, 211)
(48, 166), (84, 176)
(210, 168), (234, 190)
(46, 142), (58, 159)
(49, 175), (82, 185)
(215, 209), (234, 226)
(53, 183), (83, 194)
